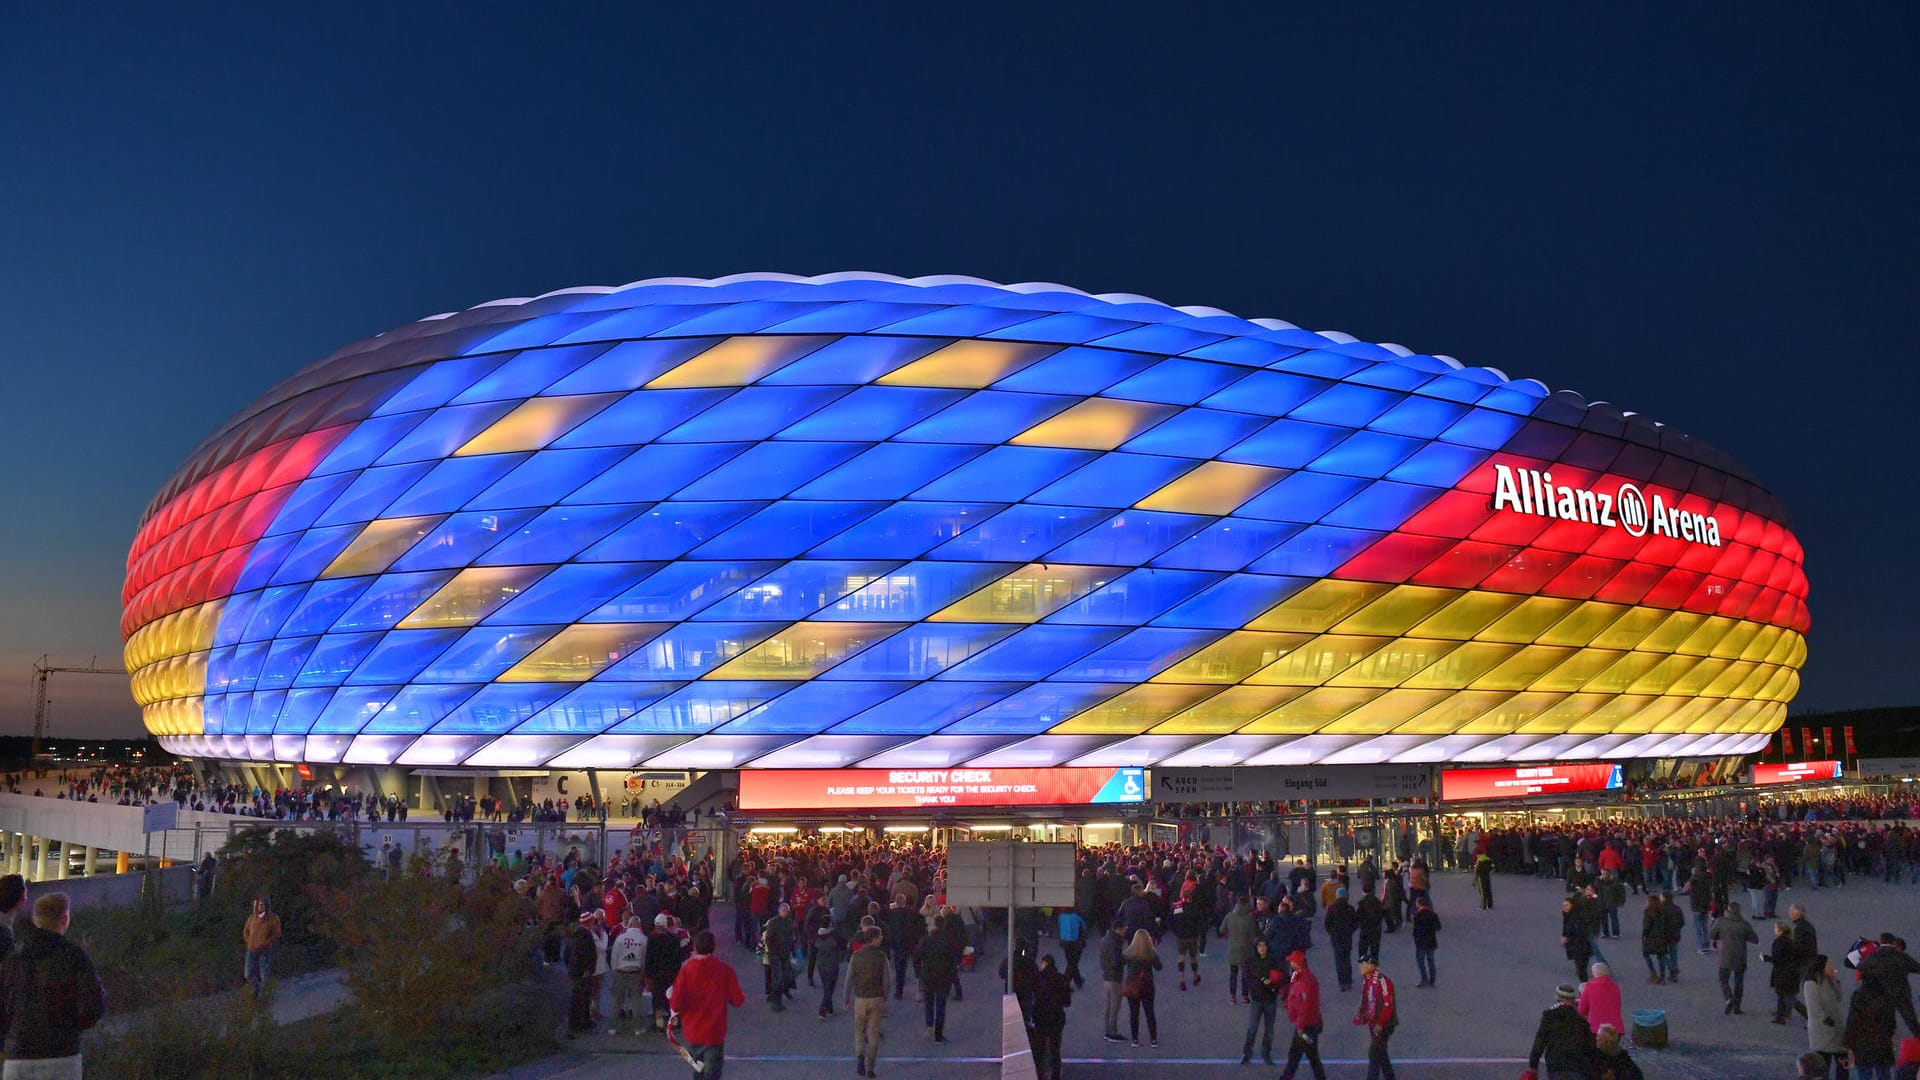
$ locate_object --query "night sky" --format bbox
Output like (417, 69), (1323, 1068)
(2, 6), (1913, 738)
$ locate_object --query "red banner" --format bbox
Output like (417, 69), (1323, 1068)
(1754, 760), (1842, 785)
(1780, 728), (1794, 757)
(1801, 727), (1813, 756)
(1439, 763), (1623, 802)
(1823, 727), (1835, 757)
(737, 767), (1146, 810)
(1845, 726), (1857, 756)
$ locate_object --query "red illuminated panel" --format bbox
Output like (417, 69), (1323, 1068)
(1753, 760), (1841, 785)
(737, 767), (1146, 810)
(1440, 762), (1623, 801)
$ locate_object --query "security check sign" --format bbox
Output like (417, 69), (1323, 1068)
(945, 841), (1076, 909)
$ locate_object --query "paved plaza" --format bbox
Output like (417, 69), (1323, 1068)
(493, 866), (1920, 1078)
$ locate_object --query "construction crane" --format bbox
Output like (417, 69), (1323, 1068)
(31, 655), (127, 759)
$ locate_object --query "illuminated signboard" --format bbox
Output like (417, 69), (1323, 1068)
(1753, 760), (1842, 785)
(738, 767), (1145, 811)
(1440, 763), (1623, 802)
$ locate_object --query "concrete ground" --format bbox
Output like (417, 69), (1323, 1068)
(493, 868), (1920, 1079)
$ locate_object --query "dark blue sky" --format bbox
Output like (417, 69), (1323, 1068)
(2, 6), (1913, 737)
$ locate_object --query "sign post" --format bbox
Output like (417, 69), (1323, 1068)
(946, 841), (1076, 996)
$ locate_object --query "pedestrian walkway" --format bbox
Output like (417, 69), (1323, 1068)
(494, 869), (1919, 1078)
(98, 968), (351, 1036)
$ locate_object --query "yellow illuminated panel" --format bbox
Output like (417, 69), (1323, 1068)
(1246, 635), (1391, 686)
(1248, 580), (1393, 633)
(499, 624), (670, 682)
(398, 565), (554, 628)
(1050, 684), (1221, 734)
(1461, 691), (1567, 734)
(1669, 657), (1731, 696)
(1700, 661), (1758, 698)
(1535, 602), (1631, 648)
(1010, 398), (1178, 451)
(1531, 649), (1626, 693)
(1736, 625), (1782, 662)
(1322, 689), (1453, 734)
(1151, 631), (1312, 684)
(1675, 615), (1737, 656)
(1325, 640), (1462, 687)
(454, 393), (623, 456)
(1334, 586), (1460, 636)
(1588, 606), (1669, 650)
(1581, 651), (1666, 694)
(1398, 641), (1522, 689)
(646, 336), (827, 389)
(875, 340), (1057, 389)
(1707, 620), (1764, 659)
(929, 564), (1120, 623)
(1238, 687), (1385, 734)
(1468, 645), (1576, 691)
(1538, 693), (1614, 732)
(1135, 461), (1287, 516)
(1638, 611), (1708, 654)
(1479, 596), (1578, 643)
(322, 515), (446, 578)
(1150, 685), (1310, 734)
(706, 622), (905, 679)
(1408, 591), (1525, 640)
(1389, 690), (1511, 734)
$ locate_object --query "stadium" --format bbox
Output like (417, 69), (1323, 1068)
(120, 273), (1807, 778)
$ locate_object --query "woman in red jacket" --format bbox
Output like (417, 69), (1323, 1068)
(1282, 950), (1327, 1080)
(669, 931), (745, 1080)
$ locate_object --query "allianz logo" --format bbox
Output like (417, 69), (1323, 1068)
(1489, 463), (1723, 547)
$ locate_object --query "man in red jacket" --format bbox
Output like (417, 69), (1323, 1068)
(669, 930), (746, 1079)
(1353, 958), (1397, 1080)
(1281, 950), (1327, 1080)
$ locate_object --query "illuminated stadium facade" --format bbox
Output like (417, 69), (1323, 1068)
(122, 274), (1807, 772)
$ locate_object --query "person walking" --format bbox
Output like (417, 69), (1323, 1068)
(1845, 982), (1898, 1080)
(241, 895), (283, 999)
(1562, 897), (1594, 984)
(815, 923), (847, 1019)
(1577, 962), (1625, 1036)
(1528, 983), (1596, 1080)
(1099, 922), (1128, 1043)
(1122, 928), (1162, 1048)
(1057, 908), (1086, 989)
(1474, 851), (1494, 909)
(0, 892), (105, 1079)
(1709, 900), (1759, 1015)
(668, 930), (746, 1080)
(1804, 954), (1848, 1080)
(1765, 921), (1806, 1025)
(1353, 959), (1397, 1080)
(1240, 937), (1284, 1065)
(1324, 888), (1357, 992)
(1356, 889), (1385, 966)
(846, 927), (891, 1077)
(1409, 897), (1440, 988)
(1657, 890), (1687, 984)
(1029, 954), (1072, 1080)
(1224, 895), (1257, 1004)
(610, 913), (650, 1035)
(1640, 894), (1672, 984)
(1589, 1024), (1645, 1080)
(1279, 950), (1328, 1080)
(918, 918), (956, 1041)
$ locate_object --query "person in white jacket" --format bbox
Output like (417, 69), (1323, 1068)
(611, 914), (650, 1035)
(1802, 953), (1847, 1079)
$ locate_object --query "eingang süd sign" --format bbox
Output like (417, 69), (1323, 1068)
(1153, 765), (1434, 803)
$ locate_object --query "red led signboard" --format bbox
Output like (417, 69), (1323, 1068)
(1753, 760), (1842, 785)
(737, 767), (1145, 811)
(1440, 763), (1624, 802)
